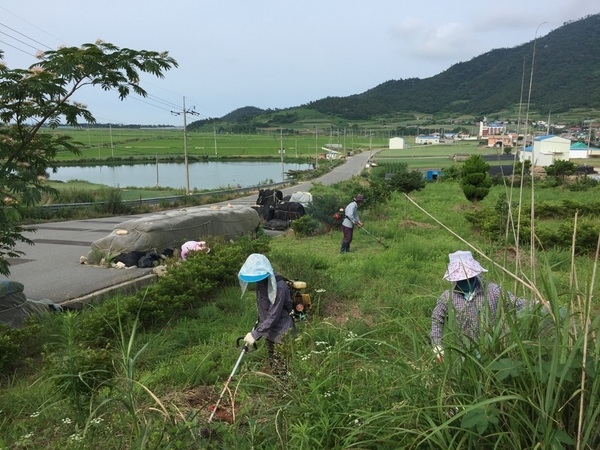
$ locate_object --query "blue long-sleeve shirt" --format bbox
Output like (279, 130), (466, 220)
(342, 201), (360, 228)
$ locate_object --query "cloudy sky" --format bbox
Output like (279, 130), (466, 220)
(1, 1), (598, 126)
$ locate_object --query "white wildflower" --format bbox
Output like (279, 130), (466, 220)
(69, 433), (84, 441)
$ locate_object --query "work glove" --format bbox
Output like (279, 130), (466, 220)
(433, 345), (444, 362)
(244, 332), (256, 346)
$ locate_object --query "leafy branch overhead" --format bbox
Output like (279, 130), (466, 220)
(0, 42), (178, 275)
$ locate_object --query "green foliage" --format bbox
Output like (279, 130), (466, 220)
(306, 191), (346, 230)
(389, 170), (427, 194)
(290, 215), (320, 236)
(440, 164), (462, 180)
(0, 42), (177, 275)
(461, 154), (492, 202)
(3, 181), (600, 448)
(96, 188), (130, 215)
(132, 235), (270, 327)
(545, 159), (577, 177)
(42, 311), (115, 408)
(305, 15), (600, 119)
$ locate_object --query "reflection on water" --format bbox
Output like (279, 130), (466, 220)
(52, 161), (313, 190)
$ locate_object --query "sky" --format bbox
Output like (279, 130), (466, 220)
(1, 1), (598, 126)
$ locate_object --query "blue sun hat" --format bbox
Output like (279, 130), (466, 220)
(238, 253), (277, 303)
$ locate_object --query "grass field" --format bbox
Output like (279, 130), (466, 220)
(46, 127), (390, 161)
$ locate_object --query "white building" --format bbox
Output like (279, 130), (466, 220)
(415, 135), (439, 145)
(389, 137), (405, 149)
(519, 135), (570, 167)
(569, 142), (589, 160)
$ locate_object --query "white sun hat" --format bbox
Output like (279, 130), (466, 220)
(443, 250), (487, 282)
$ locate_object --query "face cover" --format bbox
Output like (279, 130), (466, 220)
(454, 277), (479, 301)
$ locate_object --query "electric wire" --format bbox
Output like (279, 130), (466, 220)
(0, 6), (216, 122)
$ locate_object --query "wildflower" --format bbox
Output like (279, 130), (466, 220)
(90, 417), (104, 425)
(62, 417), (72, 424)
(315, 289), (326, 293)
(69, 433), (84, 441)
(324, 390), (334, 398)
(23, 433), (34, 439)
(29, 412), (40, 418)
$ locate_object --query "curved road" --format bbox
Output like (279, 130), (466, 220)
(1, 151), (373, 306)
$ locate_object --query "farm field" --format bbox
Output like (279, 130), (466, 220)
(45, 127), (389, 162)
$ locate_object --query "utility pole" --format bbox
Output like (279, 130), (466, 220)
(280, 128), (285, 182)
(109, 123), (114, 158)
(213, 124), (218, 155)
(171, 96), (199, 194)
(315, 126), (318, 169)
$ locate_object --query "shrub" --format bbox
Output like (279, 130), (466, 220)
(291, 215), (320, 236)
(461, 154), (492, 202)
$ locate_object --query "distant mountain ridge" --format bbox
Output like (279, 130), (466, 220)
(212, 14), (600, 126)
(304, 13), (600, 120)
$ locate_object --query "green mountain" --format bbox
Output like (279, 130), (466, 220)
(189, 13), (600, 132)
(305, 14), (600, 120)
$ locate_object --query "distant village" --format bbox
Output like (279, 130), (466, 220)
(388, 120), (600, 169)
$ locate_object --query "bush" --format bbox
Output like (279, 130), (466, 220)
(461, 154), (492, 202)
(291, 215), (320, 236)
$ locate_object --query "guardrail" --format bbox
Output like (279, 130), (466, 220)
(35, 181), (292, 211)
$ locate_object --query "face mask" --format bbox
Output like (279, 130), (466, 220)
(455, 277), (478, 301)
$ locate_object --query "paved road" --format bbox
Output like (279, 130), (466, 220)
(1, 151), (373, 306)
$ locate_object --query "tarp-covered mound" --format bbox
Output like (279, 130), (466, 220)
(89, 205), (260, 260)
(0, 280), (62, 328)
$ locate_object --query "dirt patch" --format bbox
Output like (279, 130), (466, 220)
(493, 246), (531, 267)
(398, 220), (437, 230)
(452, 203), (474, 212)
(320, 296), (372, 327)
(161, 384), (229, 423)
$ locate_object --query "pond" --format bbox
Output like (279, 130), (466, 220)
(50, 161), (314, 190)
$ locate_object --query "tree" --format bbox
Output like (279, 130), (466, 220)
(0, 41), (178, 275)
(545, 160), (577, 178)
(461, 154), (492, 203)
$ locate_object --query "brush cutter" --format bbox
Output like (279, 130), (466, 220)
(207, 335), (258, 424)
(359, 226), (389, 248)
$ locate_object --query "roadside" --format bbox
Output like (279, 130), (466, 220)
(0, 151), (373, 306)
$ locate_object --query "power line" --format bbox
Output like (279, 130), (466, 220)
(0, 38), (32, 57)
(0, 6), (66, 46)
(0, 22), (52, 51)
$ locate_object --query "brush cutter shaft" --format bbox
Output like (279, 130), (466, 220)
(208, 346), (247, 423)
(359, 227), (389, 248)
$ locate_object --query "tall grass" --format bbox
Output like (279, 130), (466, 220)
(0, 177), (599, 448)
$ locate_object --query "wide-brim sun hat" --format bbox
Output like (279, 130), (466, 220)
(443, 250), (487, 282)
(238, 272), (269, 283)
(238, 253), (277, 303)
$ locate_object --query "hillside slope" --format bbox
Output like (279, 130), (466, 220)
(303, 14), (600, 119)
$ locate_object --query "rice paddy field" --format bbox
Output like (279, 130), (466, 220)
(45, 127), (390, 161)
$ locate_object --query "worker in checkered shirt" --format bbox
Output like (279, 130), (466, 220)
(430, 250), (527, 361)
